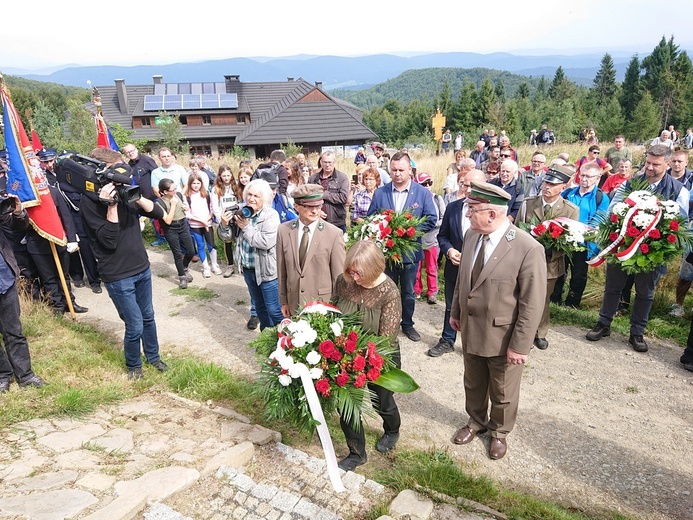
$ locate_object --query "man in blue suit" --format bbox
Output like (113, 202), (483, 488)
(429, 169), (486, 356)
(368, 151), (437, 341)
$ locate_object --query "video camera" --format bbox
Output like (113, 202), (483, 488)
(0, 191), (15, 216)
(55, 153), (140, 205)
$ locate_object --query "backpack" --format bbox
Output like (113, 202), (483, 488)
(273, 192), (298, 223)
(251, 163), (280, 186)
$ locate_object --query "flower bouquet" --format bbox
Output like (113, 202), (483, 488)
(347, 209), (427, 265)
(588, 187), (693, 274)
(250, 301), (419, 433)
(521, 217), (590, 260)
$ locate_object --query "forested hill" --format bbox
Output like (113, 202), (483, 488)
(330, 68), (544, 110)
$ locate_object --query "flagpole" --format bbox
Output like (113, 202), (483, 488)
(50, 242), (76, 320)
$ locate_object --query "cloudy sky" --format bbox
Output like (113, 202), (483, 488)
(1, 0), (689, 70)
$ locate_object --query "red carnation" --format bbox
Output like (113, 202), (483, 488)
(352, 355), (366, 371)
(335, 372), (349, 387)
(369, 353), (384, 370)
(319, 340), (335, 357)
(366, 367), (381, 381)
(640, 243), (649, 254)
(381, 226), (392, 236)
(383, 209), (394, 216)
(385, 239), (395, 248)
(348, 331), (358, 342)
(549, 222), (563, 239)
(627, 227), (640, 237)
(533, 224), (547, 236)
(367, 341), (376, 355)
(354, 373), (367, 388)
(345, 339), (357, 354)
(670, 220), (680, 231)
(608, 232), (619, 242)
(331, 350), (343, 362)
(648, 229), (661, 239)
(396, 227), (405, 237)
(667, 234), (677, 243)
(405, 212), (413, 219)
(610, 214), (620, 223)
(406, 226), (416, 237)
(315, 378), (331, 396)
(385, 215), (392, 222)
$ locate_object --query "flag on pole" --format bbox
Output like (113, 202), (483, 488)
(30, 128), (43, 152)
(93, 88), (120, 152)
(0, 75), (66, 245)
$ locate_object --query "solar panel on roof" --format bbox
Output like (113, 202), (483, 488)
(143, 92), (239, 111)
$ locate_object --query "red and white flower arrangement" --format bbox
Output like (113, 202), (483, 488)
(529, 217), (590, 258)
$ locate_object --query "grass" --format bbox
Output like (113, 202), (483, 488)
(170, 286), (218, 301)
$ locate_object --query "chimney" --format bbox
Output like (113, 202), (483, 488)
(224, 75), (240, 93)
(153, 75), (163, 84)
(287, 77), (294, 82)
(225, 75), (240, 82)
(114, 79), (128, 114)
(315, 81), (322, 90)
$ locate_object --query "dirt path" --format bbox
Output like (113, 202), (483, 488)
(74, 246), (693, 520)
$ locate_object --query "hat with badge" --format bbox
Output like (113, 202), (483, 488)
(292, 183), (324, 206)
(543, 164), (573, 185)
(372, 142), (385, 151)
(37, 148), (58, 162)
(467, 181), (511, 206)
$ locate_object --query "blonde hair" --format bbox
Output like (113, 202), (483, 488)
(344, 240), (385, 285)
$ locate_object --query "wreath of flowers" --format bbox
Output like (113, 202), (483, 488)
(527, 217), (589, 259)
(250, 301), (418, 433)
(588, 184), (693, 274)
(347, 209), (427, 266)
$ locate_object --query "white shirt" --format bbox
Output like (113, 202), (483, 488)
(296, 219), (319, 252)
(392, 180), (411, 212)
(472, 220), (510, 267)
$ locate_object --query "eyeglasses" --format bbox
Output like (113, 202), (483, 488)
(346, 268), (362, 278)
(421, 181), (433, 187)
(500, 154), (512, 158)
(591, 151), (600, 155)
(582, 175), (600, 179)
(467, 207), (493, 215)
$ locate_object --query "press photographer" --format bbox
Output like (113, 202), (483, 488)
(76, 148), (169, 380)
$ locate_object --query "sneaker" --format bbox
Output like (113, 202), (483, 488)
(247, 316), (260, 330)
(427, 339), (454, 357)
(212, 264), (223, 275)
(586, 324), (610, 341)
(427, 295), (437, 305)
(151, 238), (166, 247)
(150, 360), (169, 372)
(223, 265), (235, 278)
(184, 269), (193, 282)
(19, 375), (48, 388)
(338, 452), (367, 472)
(73, 279), (85, 288)
(670, 304), (685, 318)
(179, 277), (188, 289)
(128, 367), (143, 380)
(203, 267), (212, 278)
(629, 334), (648, 353)
(375, 432), (400, 454)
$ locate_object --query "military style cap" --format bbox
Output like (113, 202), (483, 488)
(543, 164), (573, 184)
(467, 181), (511, 206)
(37, 148), (58, 162)
(292, 183), (324, 206)
(372, 142), (385, 151)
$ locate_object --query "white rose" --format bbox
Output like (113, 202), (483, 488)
(306, 350), (321, 365)
(309, 368), (323, 379)
(278, 374), (292, 386)
(330, 319), (344, 337)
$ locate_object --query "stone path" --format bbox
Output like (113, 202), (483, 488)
(0, 392), (495, 520)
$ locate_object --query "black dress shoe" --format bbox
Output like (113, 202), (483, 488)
(629, 334), (648, 352)
(71, 304), (88, 313)
(682, 362), (693, 372)
(247, 316), (259, 330)
(402, 327), (421, 342)
(72, 279), (85, 288)
(91, 285), (102, 294)
(338, 452), (367, 472)
(533, 337), (549, 350)
(0, 380), (10, 393)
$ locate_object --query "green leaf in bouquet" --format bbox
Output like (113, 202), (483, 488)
(370, 368), (420, 393)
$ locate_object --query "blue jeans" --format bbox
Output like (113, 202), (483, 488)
(385, 261), (418, 330)
(104, 267), (161, 369)
(242, 269), (283, 330)
(441, 268), (458, 345)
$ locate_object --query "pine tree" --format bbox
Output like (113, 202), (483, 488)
(534, 77), (548, 104)
(435, 81), (453, 117)
(516, 82), (531, 99)
(548, 66), (576, 102)
(451, 80), (477, 135)
(593, 53), (617, 106)
(494, 80), (506, 104)
(620, 55), (642, 123)
(626, 91), (661, 141)
(476, 77), (496, 125)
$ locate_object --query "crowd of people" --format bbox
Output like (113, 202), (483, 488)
(3, 130), (693, 469)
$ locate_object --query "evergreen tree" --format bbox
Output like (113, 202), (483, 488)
(534, 76), (548, 104)
(625, 91), (661, 141)
(593, 53), (617, 106)
(516, 82), (531, 99)
(494, 80), (506, 104)
(620, 55), (642, 123)
(451, 80), (477, 135)
(476, 77), (496, 125)
(63, 99), (98, 154)
(435, 81), (453, 117)
(31, 100), (64, 149)
(548, 66), (576, 102)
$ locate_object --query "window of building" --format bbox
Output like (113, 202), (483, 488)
(202, 115), (212, 125)
(237, 115), (246, 124)
(141, 117), (151, 127)
(189, 145), (211, 156)
(218, 144), (235, 156)
(179, 115), (188, 126)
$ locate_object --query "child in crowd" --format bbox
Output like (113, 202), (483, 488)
(212, 165), (239, 277)
(156, 178), (195, 289)
(184, 172), (221, 278)
(413, 173), (445, 304)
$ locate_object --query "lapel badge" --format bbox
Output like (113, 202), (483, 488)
(318, 221), (325, 231)
(291, 220), (299, 229)
(506, 229), (516, 241)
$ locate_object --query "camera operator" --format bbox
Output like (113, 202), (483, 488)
(0, 190), (48, 391)
(79, 154), (169, 381)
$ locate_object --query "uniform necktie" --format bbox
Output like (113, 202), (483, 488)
(543, 203), (551, 218)
(471, 234), (488, 286)
(299, 226), (310, 269)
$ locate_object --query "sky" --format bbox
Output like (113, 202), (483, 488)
(1, 0), (691, 71)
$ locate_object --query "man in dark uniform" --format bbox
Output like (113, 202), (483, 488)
(0, 192), (48, 391)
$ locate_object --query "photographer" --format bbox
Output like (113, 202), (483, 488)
(79, 157), (169, 380)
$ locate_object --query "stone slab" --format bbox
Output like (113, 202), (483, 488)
(389, 489), (434, 520)
(0, 489), (98, 520)
(114, 466), (200, 504)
